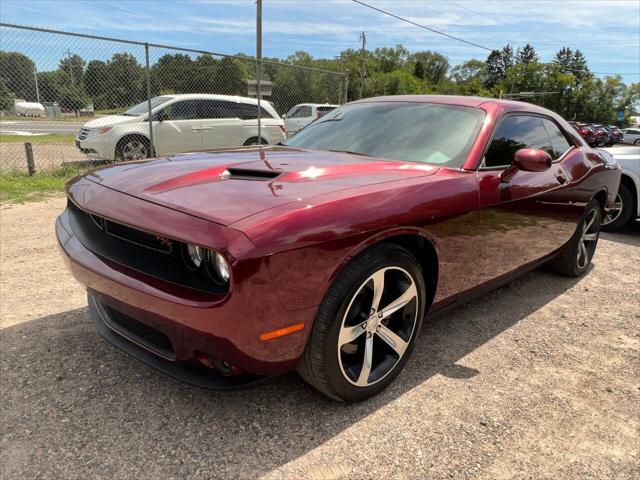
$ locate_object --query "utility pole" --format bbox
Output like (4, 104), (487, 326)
(64, 49), (74, 85)
(359, 31), (366, 99)
(256, 0), (262, 147)
(33, 65), (40, 104)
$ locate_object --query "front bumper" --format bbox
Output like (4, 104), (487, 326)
(56, 183), (316, 383)
(75, 136), (115, 160)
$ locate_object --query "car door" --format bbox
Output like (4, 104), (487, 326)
(286, 105), (312, 136)
(200, 100), (245, 149)
(153, 99), (203, 155)
(473, 114), (575, 284)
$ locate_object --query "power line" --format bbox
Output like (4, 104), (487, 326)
(350, 0), (635, 76)
(351, 0), (493, 52)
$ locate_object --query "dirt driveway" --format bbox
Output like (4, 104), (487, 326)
(1, 196), (638, 480)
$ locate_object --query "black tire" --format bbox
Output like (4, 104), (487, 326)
(601, 183), (634, 231)
(550, 199), (601, 277)
(634, 139), (640, 146)
(243, 137), (268, 146)
(297, 243), (427, 402)
(115, 135), (151, 162)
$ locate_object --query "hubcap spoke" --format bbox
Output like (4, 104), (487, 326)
(369, 269), (386, 313)
(380, 283), (417, 319)
(356, 335), (373, 386)
(583, 233), (598, 241)
(376, 325), (408, 357)
(583, 213), (596, 233)
(339, 324), (366, 346)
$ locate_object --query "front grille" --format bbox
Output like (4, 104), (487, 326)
(102, 304), (175, 360)
(78, 128), (89, 140)
(67, 201), (227, 295)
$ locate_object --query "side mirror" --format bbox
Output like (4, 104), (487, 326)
(500, 148), (552, 182)
(514, 148), (552, 172)
(155, 111), (169, 122)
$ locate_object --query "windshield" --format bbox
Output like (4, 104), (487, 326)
(122, 96), (171, 116)
(284, 101), (485, 167)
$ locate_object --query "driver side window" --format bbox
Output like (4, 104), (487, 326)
(484, 115), (554, 168)
(160, 100), (199, 121)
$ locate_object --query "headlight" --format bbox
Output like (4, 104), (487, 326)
(213, 251), (230, 283)
(185, 244), (230, 284)
(187, 244), (205, 268)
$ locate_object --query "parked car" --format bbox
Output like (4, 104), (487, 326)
(568, 121), (596, 146)
(76, 94), (286, 161)
(606, 126), (623, 144)
(589, 124), (611, 147)
(57, 95), (620, 401)
(283, 103), (339, 136)
(600, 146), (640, 230)
(621, 127), (640, 145)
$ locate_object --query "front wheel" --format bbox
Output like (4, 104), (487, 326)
(550, 199), (601, 277)
(115, 135), (151, 162)
(298, 243), (427, 401)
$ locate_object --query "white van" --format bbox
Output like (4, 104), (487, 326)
(76, 94), (286, 161)
(283, 103), (339, 137)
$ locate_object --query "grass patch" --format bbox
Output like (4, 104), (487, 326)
(0, 133), (76, 144)
(0, 165), (84, 204)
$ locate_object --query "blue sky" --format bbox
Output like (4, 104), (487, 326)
(1, 0), (639, 83)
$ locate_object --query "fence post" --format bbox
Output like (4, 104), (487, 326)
(256, 0), (262, 145)
(343, 74), (349, 104)
(24, 142), (35, 175)
(144, 43), (155, 157)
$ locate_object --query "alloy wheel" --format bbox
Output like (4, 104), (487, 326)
(601, 193), (623, 226)
(577, 208), (599, 269)
(337, 266), (418, 387)
(121, 140), (148, 161)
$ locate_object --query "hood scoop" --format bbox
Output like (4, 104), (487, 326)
(223, 168), (280, 181)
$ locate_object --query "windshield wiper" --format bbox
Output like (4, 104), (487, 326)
(327, 149), (373, 157)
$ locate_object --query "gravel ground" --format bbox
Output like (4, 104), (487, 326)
(0, 143), (87, 172)
(1, 196), (638, 480)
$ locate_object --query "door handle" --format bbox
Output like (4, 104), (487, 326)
(555, 171), (568, 184)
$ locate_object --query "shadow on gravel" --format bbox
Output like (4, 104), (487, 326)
(0, 266), (591, 479)
(601, 219), (640, 247)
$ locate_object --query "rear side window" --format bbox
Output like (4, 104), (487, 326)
(291, 106), (312, 118)
(198, 100), (272, 120)
(316, 106), (336, 118)
(484, 115), (554, 168)
(541, 119), (572, 159)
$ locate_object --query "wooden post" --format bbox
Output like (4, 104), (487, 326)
(24, 142), (35, 176)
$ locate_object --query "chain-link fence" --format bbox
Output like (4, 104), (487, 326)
(0, 23), (347, 173)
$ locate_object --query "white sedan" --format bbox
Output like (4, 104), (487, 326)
(601, 146), (640, 230)
(76, 94), (286, 161)
(283, 103), (339, 137)
(621, 128), (640, 145)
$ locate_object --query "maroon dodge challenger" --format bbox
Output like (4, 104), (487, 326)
(57, 96), (621, 401)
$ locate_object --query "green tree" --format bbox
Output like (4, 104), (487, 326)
(212, 57), (247, 96)
(413, 60), (425, 80)
(59, 54), (85, 86)
(0, 51), (36, 101)
(517, 44), (539, 65)
(0, 81), (14, 111)
(84, 60), (109, 107)
(59, 85), (87, 113)
(408, 51), (449, 85)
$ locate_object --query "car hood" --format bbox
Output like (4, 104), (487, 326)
(82, 146), (439, 226)
(82, 115), (138, 128)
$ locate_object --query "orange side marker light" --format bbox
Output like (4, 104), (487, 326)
(259, 323), (305, 342)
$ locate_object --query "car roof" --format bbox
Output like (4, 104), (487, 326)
(351, 94), (570, 118)
(165, 93), (263, 106)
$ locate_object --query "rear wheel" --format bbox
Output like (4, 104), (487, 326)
(601, 183), (634, 231)
(550, 199), (600, 277)
(634, 139), (640, 146)
(116, 135), (150, 162)
(298, 243), (427, 401)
